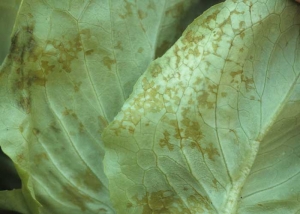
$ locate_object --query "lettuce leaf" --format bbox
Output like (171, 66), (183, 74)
(102, 0), (300, 213)
(0, 0), (215, 213)
(1, 0), (300, 214)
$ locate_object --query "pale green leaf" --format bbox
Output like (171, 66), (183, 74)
(0, 0), (213, 213)
(103, 0), (300, 213)
(0, 189), (31, 214)
(0, 0), (21, 64)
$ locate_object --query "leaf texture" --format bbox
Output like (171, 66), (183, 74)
(102, 0), (300, 213)
(0, 0), (212, 213)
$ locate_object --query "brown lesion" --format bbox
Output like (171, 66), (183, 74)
(62, 107), (78, 119)
(32, 128), (40, 136)
(165, 2), (184, 19)
(16, 153), (25, 164)
(197, 91), (215, 109)
(241, 74), (254, 91)
(132, 190), (190, 214)
(138, 10), (147, 19)
(138, 47), (144, 53)
(182, 30), (204, 45)
(79, 122), (85, 133)
(19, 96), (31, 114)
(187, 190), (211, 211)
(102, 56), (116, 70)
(119, 0), (133, 19)
(84, 49), (94, 55)
(150, 63), (162, 78)
(49, 121), (61, 133)
(203, 143), (220, 161)
(73, 81), (82, 92)
(181, 108), (204, 142)
(147, 0), (156, 10)
(230, 70), (243, 83)
(61, 184), (93, 211)
(114, 41), (123, 50)
(73, 168), (102, 192)
(47, 35), (82, 73)
(80, 29), (92, 39)
(159, 131), (174, 151)
(8, 23), (50, 114)
(34, 152), (49, 165)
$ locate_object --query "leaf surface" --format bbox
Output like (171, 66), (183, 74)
(0, 0), (211, 213)
(103, 0), (300, 213)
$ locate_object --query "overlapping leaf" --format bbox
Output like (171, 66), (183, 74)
(103, 0), (300, 213)
(0, 0), (215, 213)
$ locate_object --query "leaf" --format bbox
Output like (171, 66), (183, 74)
(0, 0), (214, 213)
(0, 0), (21, 64)
(0, 189), (30, 214)
(102, 0), (300, 213)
